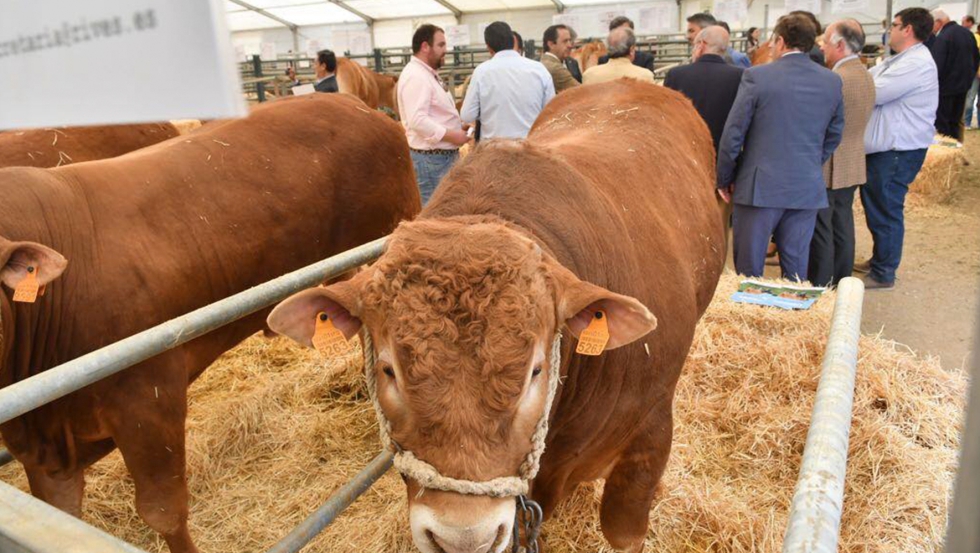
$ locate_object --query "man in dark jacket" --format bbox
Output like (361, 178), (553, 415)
(664, 25), (744, 153)
(598, 16), (655, 71)
(716, 14), (845, 280)
(928, 9), (980, 139)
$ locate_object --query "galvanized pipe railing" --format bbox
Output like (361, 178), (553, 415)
(0, 237), (387, 425)
(267, 451), (394, 553)
(782, 276), (865, 553)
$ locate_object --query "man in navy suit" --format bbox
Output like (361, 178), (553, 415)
(717, 14), (845, 280)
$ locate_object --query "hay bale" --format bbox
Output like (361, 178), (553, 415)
(909, 135), (968, 204)
(0, 273), (964, 552)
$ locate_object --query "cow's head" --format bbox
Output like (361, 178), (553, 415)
(0, 237), (68, 364)
(269, 217), (656, 553)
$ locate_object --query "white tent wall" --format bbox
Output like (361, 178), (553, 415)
(228, 0), (973, 58)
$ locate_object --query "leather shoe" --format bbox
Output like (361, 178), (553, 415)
(853, 259), (871, 273)
(861, 274), (895, 290)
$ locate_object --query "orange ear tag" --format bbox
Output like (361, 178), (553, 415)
(312, 312), (352, 356)
(575, 310), (609, 356)
(13, 266), (40, 304)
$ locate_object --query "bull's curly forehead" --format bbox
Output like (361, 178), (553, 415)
(362, 216), (555, 425)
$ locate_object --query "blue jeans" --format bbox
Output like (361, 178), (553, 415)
(965, 77), (979, 127)
(860, 149), (928, 284)
(732, 204), (819, 280)
(410, 150), (458, 205)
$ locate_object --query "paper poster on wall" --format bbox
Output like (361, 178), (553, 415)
(305, 39), (321, 58)
(638, 3), (675, 33)
(348, 31), (371, 54)
(767, 8), (787, 27)
(598, 11), (622, 29)
(477, 22), (490, 43)
(831, 0), (868, 12)
(0, 0), (246, 129)
(445, 24), (471, 48)
(785, 0), (822, 15)
(714, 0), (748, 24)
(552, 13), (581, 32)
(260, 42), (277, 61)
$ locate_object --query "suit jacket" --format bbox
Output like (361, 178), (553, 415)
(542, 53), (580, 93)
(565, 58), (583, 83)
(598, 49), (656, 72)
(824, 58), (875, 189)
(314, 75), (339, 93)
(717, 53), (845, 210)
(928, 21), (980, 95)
(583, 57), (655, 85)
(663, 54), (743, 153)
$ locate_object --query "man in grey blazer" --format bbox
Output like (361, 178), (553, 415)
(717, 13), (845, 280)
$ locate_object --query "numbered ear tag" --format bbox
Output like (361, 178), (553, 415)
(576, 310), (609, 356)
(312, 312), (351, 356)
(13, 266), (40, 304)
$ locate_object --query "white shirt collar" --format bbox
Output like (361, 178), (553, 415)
(833, 54), (859, 70)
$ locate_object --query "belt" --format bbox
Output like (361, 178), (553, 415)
(411, 148), (459, 155)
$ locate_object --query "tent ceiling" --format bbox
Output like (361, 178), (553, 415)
(224, 0), (594, 30)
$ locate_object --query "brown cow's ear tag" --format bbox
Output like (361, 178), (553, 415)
(13, 266), (40, 304)
(575, 310), (609, 356)
(312, 312), (352, 356)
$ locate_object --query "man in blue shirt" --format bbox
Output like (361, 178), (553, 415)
(856, 8), (939, 289)
(460, 21), (555, 140)
(717, 21), (752, 68)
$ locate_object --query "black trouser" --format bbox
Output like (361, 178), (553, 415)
(808, 186), (857, 287)
(936, 93), (968, 141)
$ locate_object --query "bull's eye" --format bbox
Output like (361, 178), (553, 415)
(382, 365), (395, 379)
(532, 365), (542, 377)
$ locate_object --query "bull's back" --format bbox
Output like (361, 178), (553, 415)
(529, 80), (724, 314)
(0, 123), (181, 169)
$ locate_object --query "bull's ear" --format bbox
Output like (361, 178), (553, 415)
(267, 278), (364, 347)
(548, 258), (657, 350)
(0, 239), (68, 290)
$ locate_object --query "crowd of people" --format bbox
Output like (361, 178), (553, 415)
(296, 8), (979, 292)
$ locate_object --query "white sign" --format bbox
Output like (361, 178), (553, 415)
(305, 39), (321, 58)
(638, 3), (676, 33)
(445, 24), (471, 48)
(260, 42), (277, 61)
(552, 14), (581, 32)
(598, 11), (622, 29)
(291, 83), (315, 96)
(0, 0), (245, 129)
(785, 0), (823, 15)
(714, 0), (748, 23)
(831, 0), (868, 12)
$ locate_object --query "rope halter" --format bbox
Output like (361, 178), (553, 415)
(361, 331), (562, 498)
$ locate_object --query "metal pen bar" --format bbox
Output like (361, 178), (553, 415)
(0, 480), (149, 553)
(266, 451), (394, 553)
(782, 277), (865, 553)
(0, 238), (387, 425)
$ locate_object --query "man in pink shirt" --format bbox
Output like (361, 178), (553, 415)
(397, 24), (469, 204)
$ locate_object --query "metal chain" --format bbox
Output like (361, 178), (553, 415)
(512, 495), (544, 553)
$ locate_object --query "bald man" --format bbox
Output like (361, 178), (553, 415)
(664, 25), (745, 251)
(928, 8), (980, 139)
(583, 27), (655, 84)
(664, 25), (745, 152)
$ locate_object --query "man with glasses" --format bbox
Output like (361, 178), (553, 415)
(856, 8), (938, 289)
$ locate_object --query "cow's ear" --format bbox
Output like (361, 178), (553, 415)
(548, 258), (657, 350)
(0, 239), (68, 290)
(267, 278), (364, 347)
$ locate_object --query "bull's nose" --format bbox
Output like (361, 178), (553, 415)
(410, 500), (514, 553)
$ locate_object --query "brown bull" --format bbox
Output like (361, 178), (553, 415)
(270, 80), (724, 552)
(572, 41), (609, 73)
(337, 58), (399, 118)
(0, 122), (189, 169)
(0, 94), (419, 553)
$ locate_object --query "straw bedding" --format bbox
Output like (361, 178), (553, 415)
(0, 273), (965, 552)
(909, 136), (968, 204)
